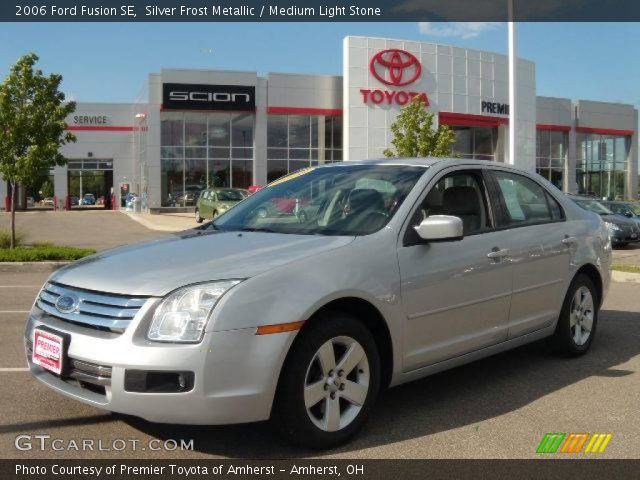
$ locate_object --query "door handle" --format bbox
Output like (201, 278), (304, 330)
(562, 236), (578, 246)
(487, 248), (510, 260)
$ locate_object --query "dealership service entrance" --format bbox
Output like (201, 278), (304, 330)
(67, 158), (114, 209)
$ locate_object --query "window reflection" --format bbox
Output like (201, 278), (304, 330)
(266, 114), (343, 183)
(160, 113), (254, 206)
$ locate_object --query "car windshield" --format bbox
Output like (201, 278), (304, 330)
(575, 199), (613, 215)
(217, 189), (245, 201)
(211, 164), (426, 236)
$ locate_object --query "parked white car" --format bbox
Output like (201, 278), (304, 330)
(26, 159), (611, 448)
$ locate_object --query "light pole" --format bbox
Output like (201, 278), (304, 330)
(508, 0), (517, 165)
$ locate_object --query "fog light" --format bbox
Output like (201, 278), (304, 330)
(124, 370), (195, 393)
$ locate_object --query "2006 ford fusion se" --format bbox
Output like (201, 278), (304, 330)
(26, 159), (611, 448)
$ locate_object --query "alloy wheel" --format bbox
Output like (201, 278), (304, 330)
(304, 336), (370, 432)
(569, 286), (594, 346)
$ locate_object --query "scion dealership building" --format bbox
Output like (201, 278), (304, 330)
(4, 35), (637, 210)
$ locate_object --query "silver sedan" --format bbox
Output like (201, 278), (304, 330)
(25, 158), (611, 449)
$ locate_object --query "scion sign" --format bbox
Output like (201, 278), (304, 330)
(162, 83), (256, 111)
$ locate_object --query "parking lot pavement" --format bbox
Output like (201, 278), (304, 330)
(612, 243), (640, 267)
(1, 272), (639, 459)
(124, 212), (198, 232)
(0, 211), (169, 251)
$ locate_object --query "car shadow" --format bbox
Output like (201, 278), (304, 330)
(123, 308), (639, 457)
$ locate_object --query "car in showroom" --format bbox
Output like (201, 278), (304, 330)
(601, 200), (640, 227)
(25, 159), (610, 449)
(569, 196), (639, 247)
(195, 188), (246, 223)
(80, 193), (96, 206)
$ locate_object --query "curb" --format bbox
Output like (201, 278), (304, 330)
(611, 270), (640, 283)
(0, 261), (70, 273)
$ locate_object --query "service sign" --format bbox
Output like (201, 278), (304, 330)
(162, 83), (256, 111)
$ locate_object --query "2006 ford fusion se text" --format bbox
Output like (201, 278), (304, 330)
(25, 158), (611, 448)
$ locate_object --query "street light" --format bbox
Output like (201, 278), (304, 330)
(508, 0), (517, 166)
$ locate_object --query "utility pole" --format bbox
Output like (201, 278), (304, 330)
(508, 0), (517, 165)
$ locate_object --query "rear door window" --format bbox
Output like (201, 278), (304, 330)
(492, 171), (555, 227)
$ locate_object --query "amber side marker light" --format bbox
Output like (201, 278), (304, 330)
(256, 321), (305, 335)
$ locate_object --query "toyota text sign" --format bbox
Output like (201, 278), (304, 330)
(162, 83), (256, 111)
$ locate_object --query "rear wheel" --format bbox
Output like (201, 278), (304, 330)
(212, 210), (218, 219)
(551, 274), (598, 356)
(273, 312), (380, 449)
(195, 209), (203, 223)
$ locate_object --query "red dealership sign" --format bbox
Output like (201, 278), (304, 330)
(363, 49), (429, 106)
(369, 49), (422, 86)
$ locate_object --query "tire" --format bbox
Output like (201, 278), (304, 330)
(273, 312), (381, 449)
(195, 209), (203, 223)
(550, 274), (599, 357)
(212, 210), (218, 219)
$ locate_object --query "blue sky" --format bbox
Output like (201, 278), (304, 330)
(0, 22), (638, 106)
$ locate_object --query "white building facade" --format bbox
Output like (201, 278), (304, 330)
(3, 35), (637, 210)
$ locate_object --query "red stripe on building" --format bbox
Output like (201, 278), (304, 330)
(65, 126), (144, 132)
(536, 124), (571, 132)
(439, 112), (509, 127)
(267, 106), (343, 116)
(575, 126), (634, 136)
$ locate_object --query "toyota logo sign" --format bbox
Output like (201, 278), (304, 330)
(369, 49), (422, 87)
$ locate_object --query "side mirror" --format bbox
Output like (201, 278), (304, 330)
(414, 215), (464, 242)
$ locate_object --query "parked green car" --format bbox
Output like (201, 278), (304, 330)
(195, 188), (247, 223)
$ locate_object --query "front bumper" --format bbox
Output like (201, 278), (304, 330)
(25, 308), (296, 425)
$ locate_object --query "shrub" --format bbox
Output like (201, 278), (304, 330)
(0, 229), (26, 248)
(0, 245), (96, 262)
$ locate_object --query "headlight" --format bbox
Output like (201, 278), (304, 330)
(148, 280), (241, 343)
(604, 221), (621, 232)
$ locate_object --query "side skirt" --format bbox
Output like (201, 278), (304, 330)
(391, 325), (556, 387)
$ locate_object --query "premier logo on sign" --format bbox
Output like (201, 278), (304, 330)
(361, 49), (429, 106)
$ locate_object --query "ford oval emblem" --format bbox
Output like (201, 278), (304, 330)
(55, 294), (80, 314)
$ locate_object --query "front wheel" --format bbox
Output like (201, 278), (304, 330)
(550, 274), (599, 357)
(273, 312), (380, 449)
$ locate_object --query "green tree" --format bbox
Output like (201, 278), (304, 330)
(0, 53), (76, 248)
(384, 96), (457, 158)
(41, 179), (54, 198)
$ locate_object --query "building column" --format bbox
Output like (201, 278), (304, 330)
(627, 109), (638, 200)
(253, 78), (268, 185)
(53, 165), (68, 209)
(0, 178), (7, 210)
(496, 124), (508, 162)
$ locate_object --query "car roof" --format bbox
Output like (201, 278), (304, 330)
(319, 157), (532, 173)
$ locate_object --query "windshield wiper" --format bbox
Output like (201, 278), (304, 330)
(239, 227), (278, 233)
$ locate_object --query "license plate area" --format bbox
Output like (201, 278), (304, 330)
(32, 327), (70, 376)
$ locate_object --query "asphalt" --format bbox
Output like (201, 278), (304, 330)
(0, 211), (169, 251)
(0, 272), (638, 459)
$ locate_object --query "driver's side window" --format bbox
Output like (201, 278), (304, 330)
(412, 171), (490, 236)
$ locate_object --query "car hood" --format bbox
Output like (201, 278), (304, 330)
(51, 231), (355, 296)
(601, 214), (637, 227)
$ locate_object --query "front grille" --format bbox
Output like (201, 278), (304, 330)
(36, 281), (149, 333)
(26, 338), (111, 394)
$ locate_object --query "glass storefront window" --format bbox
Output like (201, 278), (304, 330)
(209, 113), (231, 147)
(536, 129), (567, 190)
(160, 112), (254, 205)
(577, 133), (629, 199)
(232, 113), (254, 148)
(450, 126), (497, 160)
(266, 114), (343, 182)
